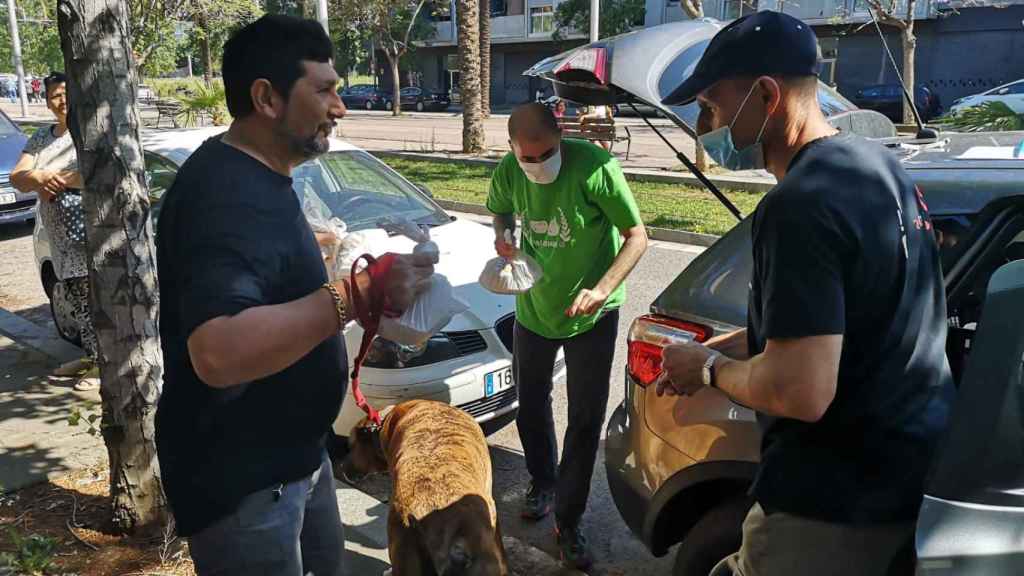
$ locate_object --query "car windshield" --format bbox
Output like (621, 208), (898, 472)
(0, 112), (20, 137)
(293, 150), (449, 232)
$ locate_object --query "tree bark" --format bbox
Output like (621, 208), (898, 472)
(681, 0), (703, 19)
(57, 0), (167, 534)
(386, 51), (402, 116)
(458, 0), (485, 152)
(197, 11), (213, 87)
(694, 138), (708, 171)
(479, 0), (491, 118)
(901, 1), (916, 125)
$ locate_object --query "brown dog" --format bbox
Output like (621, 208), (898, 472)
(345, 399), (509, 576)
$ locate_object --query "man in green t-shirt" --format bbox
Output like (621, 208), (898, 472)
(487, 103), (648, 570)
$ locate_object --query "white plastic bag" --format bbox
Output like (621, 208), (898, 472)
(378, 274), (469, 347)
(335, 229), (390, 278)
(479, 230), (543, 294)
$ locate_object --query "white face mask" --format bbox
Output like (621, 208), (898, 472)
(517, 147), (562, 185)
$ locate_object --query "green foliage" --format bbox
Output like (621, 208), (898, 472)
(553, 0), (646, 43)
(176, 82), (229, 126)
(1, 526), (58, 575)
(937, 101), (1024, 133)
(146, 78), (205, 99)
(68, 403), (102, 437)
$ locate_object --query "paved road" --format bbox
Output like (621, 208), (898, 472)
(0, 210), (703, 575)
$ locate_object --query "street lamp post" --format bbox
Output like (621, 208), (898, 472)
(316, 0), (330, 36)
(5, 0), (28, 117)
(590, 0), (599, 41)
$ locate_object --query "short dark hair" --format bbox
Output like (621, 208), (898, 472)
(222, 14), (333, 119)
(508, 103), (560, 141)
(44, 72), (66, 97)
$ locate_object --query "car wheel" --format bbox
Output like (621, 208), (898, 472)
(50, 279), (82, 347)
(365, 101), (374, 111)
(386, 100), (394, 111)
(480, 408), (517, 437)
(672, 496), (753, 576)
(416, 101), (425, 112)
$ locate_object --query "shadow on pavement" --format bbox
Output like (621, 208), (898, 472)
(0, 219), (34, 242)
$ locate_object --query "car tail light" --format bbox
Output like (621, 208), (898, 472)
(627, 314), (711, 387)
(554, 47), (609, 85)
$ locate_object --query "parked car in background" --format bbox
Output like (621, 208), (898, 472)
(34, 128), (559, 454)
(399, 87), (451, 112)
(852, 83), (943, 122)
(339, 84), (391, 111)
(450, 86), (461, 105)
(950, 79), (1024, 116)
(0, 109), (32, 227)
(528, 18), (1024, 576)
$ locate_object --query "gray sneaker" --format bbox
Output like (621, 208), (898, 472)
(555, 524), (593, 571)
(521, 483), (555, 520)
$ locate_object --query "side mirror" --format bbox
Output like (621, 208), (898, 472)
(416, 182), (434, 198)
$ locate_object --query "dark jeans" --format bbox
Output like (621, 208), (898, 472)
(514, 309), (619, 530)
(188, 451), (344, 576)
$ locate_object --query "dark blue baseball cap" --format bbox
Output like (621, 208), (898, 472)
(662, 11), (822, 106)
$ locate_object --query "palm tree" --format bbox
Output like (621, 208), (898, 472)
(479, 0), (491, 118)
(458, 0), (485, 152)
(938, 102), (1024, 133)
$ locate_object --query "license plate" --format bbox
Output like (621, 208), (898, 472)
(485, 367), (514, 397)
(0, 192), (14, 205)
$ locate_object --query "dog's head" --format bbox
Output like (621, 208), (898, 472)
(340, 413), (389, 482)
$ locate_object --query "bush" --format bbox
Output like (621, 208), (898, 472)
(937, 101), (1024, 132)
(177, 82), (229, 127)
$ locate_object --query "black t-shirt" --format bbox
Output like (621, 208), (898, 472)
(747, 132), (955, 524)
(155, 138), (346, 536)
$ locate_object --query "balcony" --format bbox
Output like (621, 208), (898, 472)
(492, 14), (527, 38)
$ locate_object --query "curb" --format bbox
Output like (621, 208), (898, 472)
(434, 199), (720, 248)
(0, 308), (81, 364)
(373, 150), (776, 194)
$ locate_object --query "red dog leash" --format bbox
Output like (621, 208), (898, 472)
(348, 253), (401, 427)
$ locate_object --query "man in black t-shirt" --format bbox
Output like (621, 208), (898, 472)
(155, 16), (434, 576)
(657, 12), (954, 576)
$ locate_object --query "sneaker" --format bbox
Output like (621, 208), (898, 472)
(555, 524), (593, 571)
(74, 366), (100, 392)
(520, 483), (554, 520)
(53, 357), (92, 378)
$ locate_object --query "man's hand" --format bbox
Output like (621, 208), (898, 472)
(656, 342), (714, 397)
(494, 233), (516, 258)
(381, 252), (436, 312)
(566, 287), (608, 317)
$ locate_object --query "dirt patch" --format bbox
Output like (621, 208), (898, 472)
(0, 466), (194, 576)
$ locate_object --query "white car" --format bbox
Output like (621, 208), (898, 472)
(950, 79), (1024, 115)
(34, 127), (554, 445)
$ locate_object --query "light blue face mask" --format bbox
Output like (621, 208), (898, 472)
(697, 83), (771, 171)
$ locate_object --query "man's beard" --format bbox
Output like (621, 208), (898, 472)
(276, 117), (334, 161)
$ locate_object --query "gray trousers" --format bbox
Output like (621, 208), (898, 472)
(713, 503), (915, 576)
(188, 452), (345, 576)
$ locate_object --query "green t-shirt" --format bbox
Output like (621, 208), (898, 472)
(486, 139), (643, 339)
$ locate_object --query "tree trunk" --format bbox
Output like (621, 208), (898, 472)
(197, 11), (213, 87)
(386, 51), (402, 116)
(901, 22), (916, 125)
(57, 0), (167, 534)
(479, 0), (491, 118)
(695, 138), (708, 171)
(458, 0), (485, 152)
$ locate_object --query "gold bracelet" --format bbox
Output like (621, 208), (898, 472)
(322, 282), (347, 329)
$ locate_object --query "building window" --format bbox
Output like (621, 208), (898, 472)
(722, 0), (757, 20)
(530, 5), (555, 34)
(491, 0), (508, 16)
(430, 0), (452, 21)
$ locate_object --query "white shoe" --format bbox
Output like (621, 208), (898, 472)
(74, 367), (100, 391)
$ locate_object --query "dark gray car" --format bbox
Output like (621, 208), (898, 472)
(526, 18), (1024, 576)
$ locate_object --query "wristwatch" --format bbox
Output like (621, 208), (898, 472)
(702, 352), (719, 389)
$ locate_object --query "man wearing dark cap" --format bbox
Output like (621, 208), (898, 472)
(656, 11), (953, 575)
(488, 103), (647, 570)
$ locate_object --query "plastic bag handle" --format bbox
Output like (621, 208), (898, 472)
(348, 253), (399, 427)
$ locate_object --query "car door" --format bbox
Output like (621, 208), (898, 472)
(400, 87), (418, 109)
(143, 152), (178, 224)
(1000, 81), (1024, 114)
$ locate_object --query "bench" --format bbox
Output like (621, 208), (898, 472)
(557, 116), (632, 160)
(154, 99), (183, 128)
